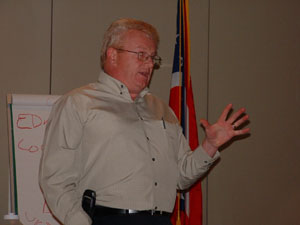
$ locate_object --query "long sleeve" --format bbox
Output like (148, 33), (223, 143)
(39, 95), (91, 225)
(174, 124), (220, 190)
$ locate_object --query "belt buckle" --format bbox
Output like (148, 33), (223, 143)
(128, 209), (138, 214)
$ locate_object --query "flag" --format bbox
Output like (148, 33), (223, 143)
(169, 0), (203, 225)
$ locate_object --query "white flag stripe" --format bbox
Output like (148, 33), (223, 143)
(171, 71), (181, 88)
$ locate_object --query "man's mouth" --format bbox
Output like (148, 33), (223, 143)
(139, 71), (150, 78)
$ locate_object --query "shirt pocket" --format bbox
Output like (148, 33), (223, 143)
(163, 121), (180, 159)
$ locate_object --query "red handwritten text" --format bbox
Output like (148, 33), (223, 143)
(17, 113), (44, 129)
(25, 211), (55, 225)
(18, 138), (40, 153)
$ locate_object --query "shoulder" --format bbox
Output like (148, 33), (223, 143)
(56, 83), (98, 107)
(51, 83), (99, 120)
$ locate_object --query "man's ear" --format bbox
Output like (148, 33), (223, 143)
(106, 47), (118, 65)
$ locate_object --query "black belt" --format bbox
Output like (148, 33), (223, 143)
(93, 205), (171, 217)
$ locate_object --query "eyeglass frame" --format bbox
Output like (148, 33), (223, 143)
(115, 48), (162, 68)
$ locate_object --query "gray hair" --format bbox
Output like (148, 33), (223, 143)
(100, 18), (160, 69)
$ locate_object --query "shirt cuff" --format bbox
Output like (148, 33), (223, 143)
(194, 145), (220, 167)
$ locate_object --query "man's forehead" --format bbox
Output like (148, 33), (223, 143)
(121, 30), (157, 49)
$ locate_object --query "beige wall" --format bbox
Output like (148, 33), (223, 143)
(207, 1), (300, 224)
(0, 1), (52, 224)
(1, 0), (299, 225)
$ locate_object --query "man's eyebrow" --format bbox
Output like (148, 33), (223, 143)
(136, 48), (157, 56)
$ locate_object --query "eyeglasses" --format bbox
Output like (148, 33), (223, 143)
(116, 48), (162, 68)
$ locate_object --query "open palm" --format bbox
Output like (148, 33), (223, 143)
(200, 104), (250, 154)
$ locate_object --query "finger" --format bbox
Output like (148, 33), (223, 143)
(234, 127), (250, 135)
(200, 119), (210, 129)
(227, 107), (246, 124)
(232, 114), (249, 129)
(218, 103), (233, 122)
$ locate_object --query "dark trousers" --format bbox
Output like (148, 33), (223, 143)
(92, 214), (172, 225)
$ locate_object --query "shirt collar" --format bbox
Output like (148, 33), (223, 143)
(97, 71), (149, 102)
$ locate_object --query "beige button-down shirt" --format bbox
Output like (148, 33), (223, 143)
(39, 72), (219, 225)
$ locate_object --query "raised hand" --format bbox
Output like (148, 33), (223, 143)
(200, 104), (250, 157)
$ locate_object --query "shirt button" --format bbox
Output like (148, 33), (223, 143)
(146, 137), (149, 141)
(155, 206), (158, 210)
(154, 182), (158, 186)
(120, 91), (123, 95)
(152, 158), (155, 161)
(121, 84), (124, 88)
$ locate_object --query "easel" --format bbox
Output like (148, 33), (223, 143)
(4, 94), (21, 224)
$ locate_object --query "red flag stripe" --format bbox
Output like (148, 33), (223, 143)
(170, 0), (203, 225)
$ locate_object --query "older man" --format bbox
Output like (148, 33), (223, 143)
(39, 18), (249, 225)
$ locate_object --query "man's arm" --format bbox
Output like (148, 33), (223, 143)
(39, 95), (91, 225)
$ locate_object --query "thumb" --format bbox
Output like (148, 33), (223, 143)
(200, 119), (210, 129)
